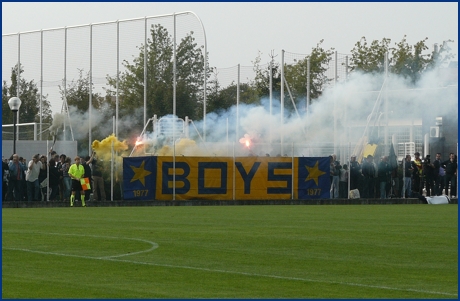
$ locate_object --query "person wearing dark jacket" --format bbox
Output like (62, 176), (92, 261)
(7, 154), (26, 202)
(48, 158), (60, 201)
(349, 155), (361, 191)
(403, 155), (413, 198)
(361, 155), (376, 198)
(81, 154), (94, 201)
(433, 153), (443, 195)
(91, 153), (106, 201)
(411, 152), (423, 196)
(423, 155), (435, 196)
(442, 153), (457, 198)
(2, 158), (9, 202)
(377, 156), (391, 199)
(38, 156), (48, 201)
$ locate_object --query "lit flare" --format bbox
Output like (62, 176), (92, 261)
(239, 134), (252, 149)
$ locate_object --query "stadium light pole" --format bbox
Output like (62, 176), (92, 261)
(8, 97), (22, 154)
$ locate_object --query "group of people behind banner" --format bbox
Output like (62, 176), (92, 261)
(330, 152), (457, 199)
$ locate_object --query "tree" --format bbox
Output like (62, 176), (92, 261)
(252, 51), (282, 100)
(251, 42), (334, 112)
(60, 68), (107, 153)
(349, 37), (391, 74)
(106, 24), (209, 138)
(175, 32), (208, 118)
(60, 69), (104, 113)
(349, 36), (455, 84)
(206, 60), (261, 114)
(202, 68), (232, 114)
(2, 64), (52, 139)
(284, 40), (334, 103)
(391, 36), (455, 84)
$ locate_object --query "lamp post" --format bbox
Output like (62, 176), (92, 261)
(8, 97), (22, 154)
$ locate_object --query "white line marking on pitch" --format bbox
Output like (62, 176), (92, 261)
(2, 231), (158, 259)
(2, 245), (457, 297)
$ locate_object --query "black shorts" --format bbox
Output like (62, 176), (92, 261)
(71, 179), (82, 192)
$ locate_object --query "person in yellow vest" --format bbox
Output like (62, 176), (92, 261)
(68, 156), (86, 207)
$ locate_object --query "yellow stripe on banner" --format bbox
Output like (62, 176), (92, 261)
(154, 156), (293, 200)
(155, 157), (233, 200)
(234, 157), (292, 200)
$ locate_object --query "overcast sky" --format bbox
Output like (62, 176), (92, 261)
(2, 2), (458, 69)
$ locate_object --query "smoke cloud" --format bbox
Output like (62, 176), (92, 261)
(61, 62), (457, 161)
(48, 113), (66, 137)
(134, 66), (457, 159)
(91, 134), (129, 161)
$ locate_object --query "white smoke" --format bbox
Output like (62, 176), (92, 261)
(153, 65), (456, 157)
(64, 103), (145, 141)
(48, 113), (66, 137)
(66, 105), (104, 140)
(61, 61), (457, 158)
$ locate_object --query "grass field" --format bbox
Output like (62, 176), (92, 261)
(2, 205), (458, 299)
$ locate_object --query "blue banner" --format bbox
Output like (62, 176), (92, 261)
(297, 157), (330, 199)
(122, 156), (332, 200)
(123, 156), (156, 200)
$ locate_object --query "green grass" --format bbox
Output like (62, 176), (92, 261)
(2, 205), (458, 298)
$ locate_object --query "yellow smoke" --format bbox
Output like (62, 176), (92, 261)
(155, 138), (206, 156)
(91, 134), (129, 161)
(129, 137), (214, 157)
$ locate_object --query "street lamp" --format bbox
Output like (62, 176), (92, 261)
(8, 97), (22, 154)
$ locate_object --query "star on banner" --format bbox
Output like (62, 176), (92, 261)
(130, 161), (152, 187)
(305, 161), (326, 186)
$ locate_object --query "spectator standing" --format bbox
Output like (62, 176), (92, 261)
(361, 155), (376, 198)
(411, 152), (423, 196)
(2, 157), (9, 202)
(26, 154), (42, 202)
(91, 152), (106, 201)
(62, 157), (72, 202)
(403, 155), (414, 198)
(330, 154), (340, 199)
(48, 158), (60, 201)
(442, 153), (457, 198)
(349, 155), (361, 191)
(433, 153), (443, 195)
(423, 155), (435, 196)
(52, 153), (61, 200)
(339, 164), (348, 198)
(378, 156), (391, 199)
(38, 155), (48, 201)
(436, 154), (446, 195)
(81, 154), (94, 202)
(7, 154), (26, 201)
(58, 154), (66, 201)
(390, 162), (401, 198)
(451, 154), (458, 198)
(20, 157), (28, 200)
(68, 156), (86, 207)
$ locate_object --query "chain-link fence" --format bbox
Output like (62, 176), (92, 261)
(3, 12), (454, 162)
(3, 12), (206, 146)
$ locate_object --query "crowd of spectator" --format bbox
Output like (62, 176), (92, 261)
(2, 149), (107, 204)
(2, 148), (457, 202)
(333, 151), (458, 199)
